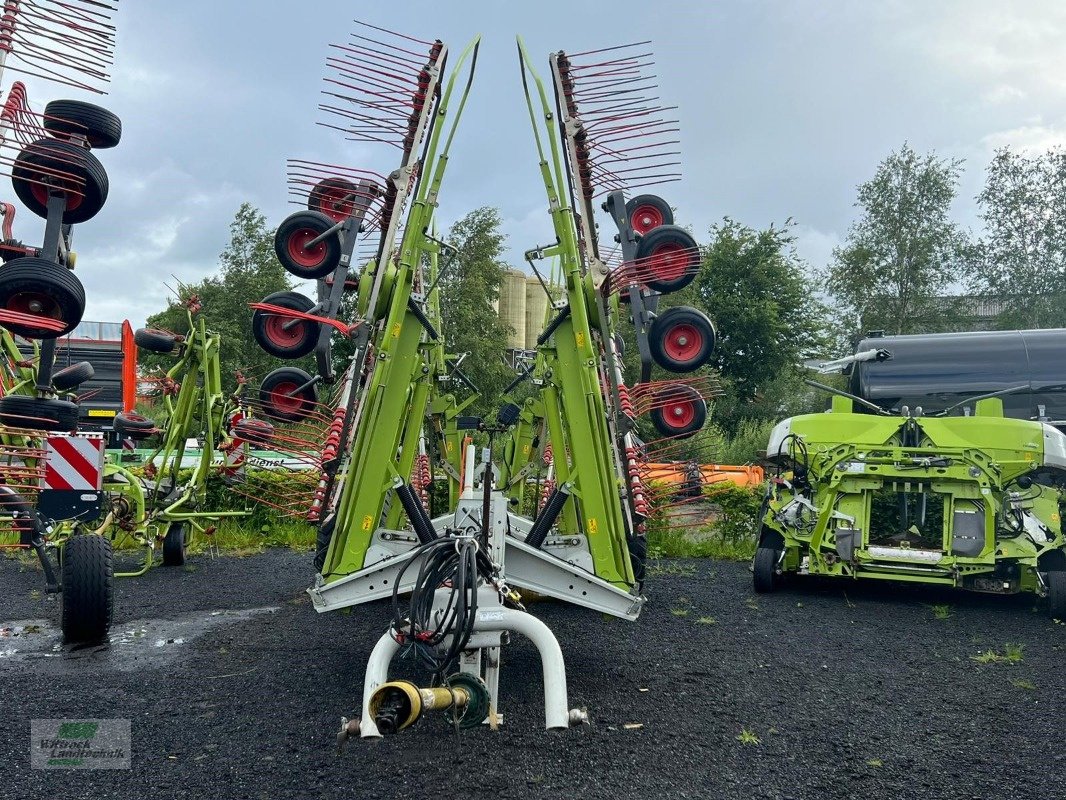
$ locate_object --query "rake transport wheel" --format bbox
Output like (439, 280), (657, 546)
(234, 418), (275, 446)
(634, 224), (700, 294)
(259, 367), (317, 423)
(308, 177), (360, 224)
(275, 211), (342, 280)
(649, 385), (707, 439)
(649, 306), (716, 373)
(252, 291), (319, 359)
(134, 327), (177, 354)
(753, 546), (780, 594)
(1048, 570), (1066, 619)
(43, 100), (122, 149)
(61, 533), (114, 644)
(0, 257), (85, 338)
(113, 411), (156, 441)
(626, 194), (673, 236)
(0, 395), (78, 431)
(162, 521), (189, 567)
(12, 138), (109, 224)
(52, 360), (94, 391)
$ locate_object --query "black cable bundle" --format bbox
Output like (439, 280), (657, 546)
(391, 536), (494, 676)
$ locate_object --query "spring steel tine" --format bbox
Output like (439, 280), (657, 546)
(331, 42), (422, 76)
(349, 31), (431, 62)
(565, 40), (652, 58)
(353, 19), (434, 48)
(326, 57), (416, 97)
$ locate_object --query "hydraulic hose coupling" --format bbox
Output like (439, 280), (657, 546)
(369, 674), (490, 734)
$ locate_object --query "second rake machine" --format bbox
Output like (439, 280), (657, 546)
(242, 22), (720, 739)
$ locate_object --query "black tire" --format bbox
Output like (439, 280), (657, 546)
(12, 138), (109, 224)
(61, 534), (114, 643)
(626, 194), (673, 236)
(649, 306), (716, 373)
(252, 291), (319, 359)
(134, 327), (177, 354)
(1048, 570), (1066, 619)
(633, 224), (699, 294)
(753, 546), (779, 594)
(113, 411), (156, 440)
(52, 360), (94, 391)
(162, 522), (188, 567)
(274, 211), (341, 280)
(0, 394), (78, 430)
(234, 418), (274, 445)
(43, 99), (122, 149)
(259, 367), (317, 423)
(308, 177), (360, 223)
(314, 515), (336, 571)
(0, 256), (85, 338)
(649, 384), (706, 439)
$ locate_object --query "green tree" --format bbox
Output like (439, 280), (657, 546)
(971, 146), (1066, 328)
(676, 218), (828, 433)
(437, 207), (514, 416)
(826, 143), (971, 338)
(141, 203), (299, 389)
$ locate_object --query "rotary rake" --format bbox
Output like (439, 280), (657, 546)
(241, 21), (727, 740)
(0, 0), (130, 644)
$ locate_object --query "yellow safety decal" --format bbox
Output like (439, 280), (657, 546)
(391, 323), (402, 338)
(88, 409), (117, 417)
(587, 517), (598, 534)
(361, 515), (373, 531)
(575, 332), (586, 348)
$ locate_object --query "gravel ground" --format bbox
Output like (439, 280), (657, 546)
(3, 549), (1066, 800)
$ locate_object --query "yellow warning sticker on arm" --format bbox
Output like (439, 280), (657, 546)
(361, 515), (373, 531)
(587, 517), (598, 534)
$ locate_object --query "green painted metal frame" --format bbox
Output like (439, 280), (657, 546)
(508, 39), (636, 587)
(319, 36), (481, 580)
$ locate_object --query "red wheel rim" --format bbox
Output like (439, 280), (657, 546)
(663, 400), (696, 429)
(286, 229), (327, 270)
(314, 188), (355, 223)
(30, 181), (83, 212)
(268, 381), (304, 414)
(5, 289), (63, 321)
(663, 322), (703, 364)
(263, 313), (306, 348)
(648, 242), (694, 284)
(630, 204), (664, 236)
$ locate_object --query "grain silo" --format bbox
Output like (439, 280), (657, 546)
(498, 268), (528, 350)
(525, 276), (550, 350)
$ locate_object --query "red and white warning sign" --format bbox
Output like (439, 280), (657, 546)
(42, 435), (104, 491)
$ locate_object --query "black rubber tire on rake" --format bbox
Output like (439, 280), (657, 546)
(252, 291), (319, 359)
(626, 194), (673, 236)
(0, 256), (85, 338)
(162, 522), (188, 567)
(648, 306), (717, 373)
(259, 367), (318, 423)
(113, 411), (156, 441)
(0, 394), (79, 431)
(274, 211), (342, 280)
(43, 100), (122, 150)
(134, 328), (177, 354)
(308, 177), (360, 224)
(633, 224), (700, 294)
(52, 360), (95, 391)
(648, 384), (707, 439)
(61, 533), (114, 644)
(12, 138), (109, 224)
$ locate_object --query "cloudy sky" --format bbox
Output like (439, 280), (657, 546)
(9, 0), (1065, 326)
